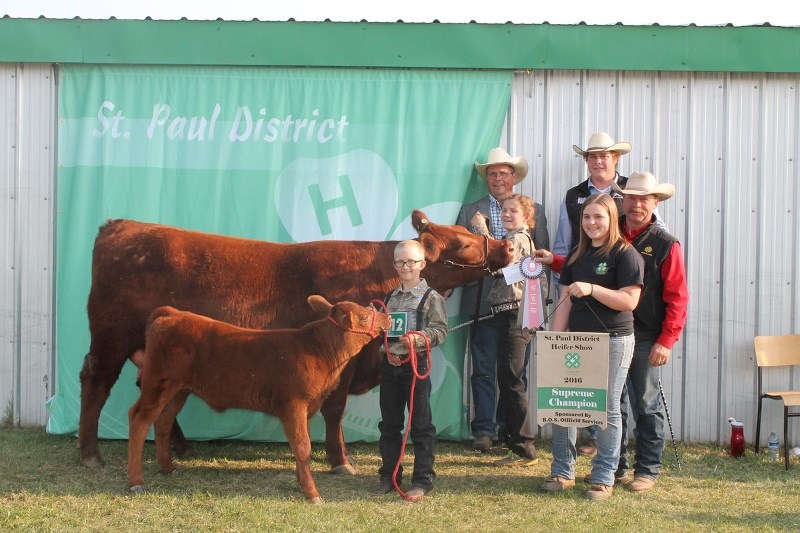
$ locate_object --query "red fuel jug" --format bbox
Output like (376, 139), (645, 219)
(728, 417), (745, 457)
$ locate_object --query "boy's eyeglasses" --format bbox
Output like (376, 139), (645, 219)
(393, 259), (423, 268)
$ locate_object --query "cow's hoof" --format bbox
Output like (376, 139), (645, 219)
(330, 464), (356, 475)
(81, 456), (105, 469)
(309, 496), (324, 505)
(129, 485), (146, 494)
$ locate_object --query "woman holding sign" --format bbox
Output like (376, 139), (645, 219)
(540, 193), (644, 501)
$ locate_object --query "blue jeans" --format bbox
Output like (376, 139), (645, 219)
(378, 358), (436, 488)
(618, 385), (630, 475)
(586, 383), (629, 477)
(625, 339), (666, 479)
(590, 339), (666, 478)
(494, 311), (536, 458)
(550, 334), (634, 486)
(469, 316), (502, 438)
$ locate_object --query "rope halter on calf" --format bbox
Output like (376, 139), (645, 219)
(326, 304), (383, 337)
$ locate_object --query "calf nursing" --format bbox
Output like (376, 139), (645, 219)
(127, 296), (391, 503)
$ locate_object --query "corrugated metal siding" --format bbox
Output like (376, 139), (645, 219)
(0, 63), (55, 426)
(509, 69), (800, 446)
(2, 63), (799, 447)
(0, 63), (16, 424)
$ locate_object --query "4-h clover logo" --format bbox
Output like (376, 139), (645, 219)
(595, 262), (608, 275)
(565, 352), (581, 369)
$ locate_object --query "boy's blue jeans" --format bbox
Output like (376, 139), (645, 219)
(550, 334), (634, 486)
(378, 358), (436, 488)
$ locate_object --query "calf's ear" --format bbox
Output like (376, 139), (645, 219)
(418, 233), (441, 263)
(307, 295), (333, 313)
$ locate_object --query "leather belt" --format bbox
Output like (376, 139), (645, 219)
(491, 301), (519, 314)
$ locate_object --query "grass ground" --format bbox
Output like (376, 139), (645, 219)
(1, 428), (798, 532)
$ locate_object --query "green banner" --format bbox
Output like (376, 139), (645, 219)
(48, 64), (512, 443)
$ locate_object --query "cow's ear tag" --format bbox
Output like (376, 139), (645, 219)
(388, 312), (408, 337)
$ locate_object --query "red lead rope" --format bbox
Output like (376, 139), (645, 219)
(372, 299), (433, 501)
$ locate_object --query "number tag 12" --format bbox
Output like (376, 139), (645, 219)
(388, 312), (408, 337)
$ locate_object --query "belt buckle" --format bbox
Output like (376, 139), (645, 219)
(492, 302), (517, 314)
(387, 353), (404, 366)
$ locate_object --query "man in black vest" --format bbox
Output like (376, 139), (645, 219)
(617, 171), (689, 492)
(552, 132), (631, 264)
(456, 147), (549, 453)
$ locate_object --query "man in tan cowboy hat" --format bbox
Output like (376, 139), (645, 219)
(616, 171), (688, 493)
(455, 147), (549, 454)
(553, 132), (632, 262)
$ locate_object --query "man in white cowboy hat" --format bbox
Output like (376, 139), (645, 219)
(616, 171), (688, 492)
(553, 132), (632, 263)
(455, 147), (549, 453)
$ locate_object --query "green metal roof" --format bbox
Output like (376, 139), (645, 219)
(2, 18), (799, 72)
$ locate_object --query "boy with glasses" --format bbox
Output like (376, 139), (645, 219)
(374, 240), (448, 500)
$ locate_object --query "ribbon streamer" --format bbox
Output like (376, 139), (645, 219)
(519, 257), (544, 330)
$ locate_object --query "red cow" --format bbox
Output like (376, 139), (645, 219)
(128, 297), (391, 503)
(80, 210), (514, 470)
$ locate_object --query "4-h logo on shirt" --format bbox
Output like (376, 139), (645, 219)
(565, 352), (581, 369)
(595, 262), (608, 275)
